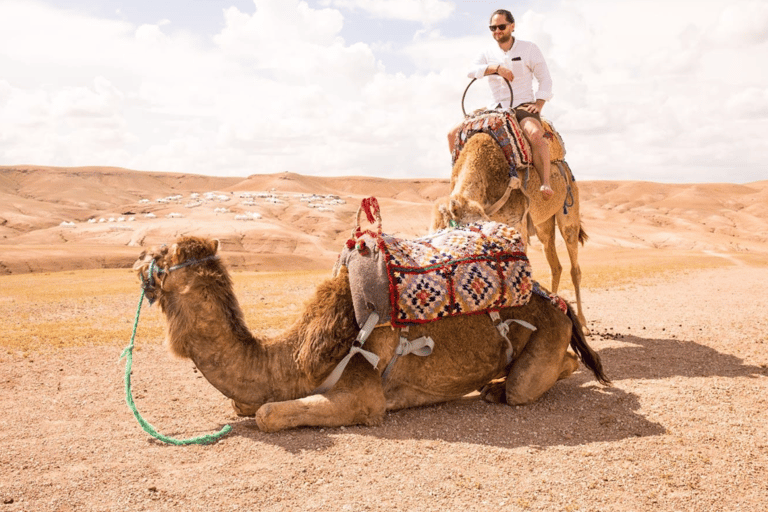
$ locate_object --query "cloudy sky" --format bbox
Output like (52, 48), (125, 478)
(1, 0), (766, 183)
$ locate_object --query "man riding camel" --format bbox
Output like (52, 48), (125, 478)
(449, 9), (555, 200)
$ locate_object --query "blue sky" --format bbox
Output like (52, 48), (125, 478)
(1, 0), (767, 183)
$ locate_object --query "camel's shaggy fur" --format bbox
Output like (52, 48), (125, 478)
(134, 236), (608, 432)
(431, 133), (590, 332)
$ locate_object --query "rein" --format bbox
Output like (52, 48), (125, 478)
(140, 254), (219, 304)
(121, 256), (232, 445)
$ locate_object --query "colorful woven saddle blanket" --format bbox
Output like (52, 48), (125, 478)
(335, 221), (533, 328)
(451, 110), (566, 180)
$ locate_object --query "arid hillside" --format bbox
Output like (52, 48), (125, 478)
(1, 165), (767, 274)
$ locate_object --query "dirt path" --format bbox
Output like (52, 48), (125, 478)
(1, 265), (767, 511)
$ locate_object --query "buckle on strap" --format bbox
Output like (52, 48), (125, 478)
(381, 327), (435, 381)
(312, 312), (381, 395)
(489, 311), (536, 364)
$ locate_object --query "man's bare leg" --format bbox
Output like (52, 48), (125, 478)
(520, 117), (553, 200)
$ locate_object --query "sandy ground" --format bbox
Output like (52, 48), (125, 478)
(1, 261), (767, 512)
(2, 166), (768, 510)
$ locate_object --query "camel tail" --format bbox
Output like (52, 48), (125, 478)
(565, 302), (610, 385)
(578, 224), (589, 246)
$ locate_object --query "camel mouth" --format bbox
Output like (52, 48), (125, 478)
(132, 251), (167, 305)
(133, 253), (159, 281)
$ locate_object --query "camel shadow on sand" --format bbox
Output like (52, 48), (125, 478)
(234, 333), (766, 453)
(595, 333), (766, 382)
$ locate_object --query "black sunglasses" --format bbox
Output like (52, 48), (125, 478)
(489, 24), (508, 32)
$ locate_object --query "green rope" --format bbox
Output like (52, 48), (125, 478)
(120, 261), (232, 445)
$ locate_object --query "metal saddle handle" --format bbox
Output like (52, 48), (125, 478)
(461, 76), (513, 117)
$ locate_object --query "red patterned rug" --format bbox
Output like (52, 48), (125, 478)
(337, 211), (532, 328)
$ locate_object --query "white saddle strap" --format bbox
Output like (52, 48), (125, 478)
(489, 311), (537, 364)
(312, 346), (380, 395)
(356, 311), (380, 343)
(484, 173), (523, 217)
(381, 328), (435, 381)
(396, 335), (435, 357)
(312, 312), (381, 395)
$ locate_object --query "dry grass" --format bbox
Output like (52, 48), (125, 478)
(0, 268), (329, 354)
(0, 269), (159, 354)
(234, 270), (331, 336)
(2, 249), (762, 354)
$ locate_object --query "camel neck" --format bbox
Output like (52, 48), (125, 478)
(159, 277), (311, 407)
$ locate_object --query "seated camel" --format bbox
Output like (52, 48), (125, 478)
(133, 234), (608, 432)
(431, 132), (589, 333)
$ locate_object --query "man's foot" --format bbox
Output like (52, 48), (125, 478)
(540, 185), (554, 200)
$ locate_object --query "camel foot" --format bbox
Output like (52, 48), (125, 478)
(557, 352), (580, 380)
(253, 403), (280, 432)
(231, 399), (259, 417)
(480, 381), (507, 404)
(540, 185), (554, 200)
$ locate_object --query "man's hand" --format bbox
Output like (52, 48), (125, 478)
(520, 100), (546, 114)
(496, 65), (514, 81)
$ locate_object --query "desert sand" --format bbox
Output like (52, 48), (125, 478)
(1, 165), (767, 511)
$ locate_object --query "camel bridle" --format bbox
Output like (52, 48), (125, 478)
(140, 254), (219, 305)
(122, 251), (231, 445)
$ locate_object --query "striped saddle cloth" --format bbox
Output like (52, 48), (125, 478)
(451, 110), (566, 180)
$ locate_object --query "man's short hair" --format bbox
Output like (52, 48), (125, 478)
(490, 9), (515, 24)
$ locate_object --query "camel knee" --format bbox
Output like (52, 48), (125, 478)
(527, 131), (545, 148)
(254, 403), (280, 432)
(551, 260), (563, 279)
(570, 265), (581, 286)
(505, 357), (562, 405)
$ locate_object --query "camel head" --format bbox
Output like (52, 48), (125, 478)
(133, 237), (220, 304)
(430, 195), (489, 232)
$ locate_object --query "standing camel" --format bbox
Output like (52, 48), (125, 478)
(134, 236), (608, 432)
(431, 132), (589, 333)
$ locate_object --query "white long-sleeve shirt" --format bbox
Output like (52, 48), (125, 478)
(468, 38), (553, 110)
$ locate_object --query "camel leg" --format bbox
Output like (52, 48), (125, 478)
(556, 212), (589, 334)
(535, 216), (563, 293)
(558, 351), (579, 380)
(503, 319), (573, 405)
(253, 355), (386, 432)
(480, 313), (575, 405)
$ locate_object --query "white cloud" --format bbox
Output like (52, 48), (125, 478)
(0, 0), (766, 183)
(320, 0), (454, 23)
(710, 0), (768, 45)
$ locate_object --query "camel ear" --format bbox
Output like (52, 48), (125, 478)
(210, 239), (220, 254)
